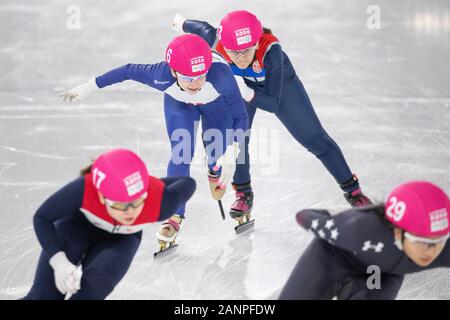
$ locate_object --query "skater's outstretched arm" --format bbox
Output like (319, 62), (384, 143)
(62, 62), (174, 102)
(179, 19), (217, 48)
(158, 176), (196, 221)
(33, 177), (84, 257)
(95, 62), (172, 89)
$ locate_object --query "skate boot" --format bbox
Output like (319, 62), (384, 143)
(344, 188), (372, 207)
(340, 174), (372, 208)
(154, 214), (183, 258)
(208, 171), (226, 200)
(229, 183), (255, 234)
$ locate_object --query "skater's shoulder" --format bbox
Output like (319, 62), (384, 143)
(338, 204), (386, 226)
(207, 58), (233, 80)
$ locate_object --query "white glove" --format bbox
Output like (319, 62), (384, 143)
(214, 142), (240, 186)
(62, 77), (99, 103)
(171, 13), (187, 34)
(49, 251), (82, 296)
(234, 76), (255, 102)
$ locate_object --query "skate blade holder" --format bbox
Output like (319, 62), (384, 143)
(153, 243), (179, 259)
(234, 219), (255, 235)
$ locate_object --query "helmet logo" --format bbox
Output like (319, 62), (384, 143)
(217, 25), (223, 40)
(92, 167), (106, 189)
(166, 48), (173, 63)
(123, 171), (144, 197)
(362, 241), (384, 253)
(429, 208), (448, 232)
(235, 27), (252, 45)
(190, 56), (205, 73)
(386, 196), (406, 222)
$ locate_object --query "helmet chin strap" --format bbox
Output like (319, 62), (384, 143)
(394, 239), (403, 251)
(394, 230), (405, 251)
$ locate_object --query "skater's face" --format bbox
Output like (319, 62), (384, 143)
(394, 229), (448, 267)
(224, 44), (257, 69)
(100, 192), (147, 225)
(172, 70), (207, 95)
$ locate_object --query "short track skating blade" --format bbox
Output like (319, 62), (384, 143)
(154, 243), (179, 259)
(234, 219), (255, 235)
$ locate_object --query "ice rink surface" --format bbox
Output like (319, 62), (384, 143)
(0, 0), (449, 299)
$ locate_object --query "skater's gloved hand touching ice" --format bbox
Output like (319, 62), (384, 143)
(49, 251), (82, 295)
(214, 142), (240, 186)
(62, 77), (99, 103)
(234, 76), (255, 102)
(171, 13), (187, 34)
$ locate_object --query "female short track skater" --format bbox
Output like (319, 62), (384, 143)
(22, 148), (196, 300)
(62, 34), (248, 251)
(172, 10), (372, 223)
(279, 180), (449, 299)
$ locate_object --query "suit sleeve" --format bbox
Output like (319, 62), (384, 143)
(248, 45), (284, 113)
(182, 19), (217, 48)
(296, 208), (359, 253)
(95, 62), (172, 91)
(158, 177), (197, 221)
(33, 177), (85, 258)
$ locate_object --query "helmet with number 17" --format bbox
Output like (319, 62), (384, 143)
(217, 10), (263, 50)
(165, 34), (213, 77)
(385, 181), (450, 237)
(91, 149), (149, 203)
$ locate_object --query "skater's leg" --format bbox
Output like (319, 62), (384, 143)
(279, 239), (349, 300)
(275, 77), (371, 206)
(232, 102), (257, 188)
(223, 102), (257, 220)
(158, 96), (199, 249)
(71, 232), (142, 300)
(201, 102), (255, 223)
(163, 95), (200, 218)
(200, 102), (235, 200)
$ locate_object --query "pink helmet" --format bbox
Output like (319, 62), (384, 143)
(91, 149), (149, 202)
(385, 181), (450, 237)
(218, 10), (263, 50)
(165, 34), (212, 77)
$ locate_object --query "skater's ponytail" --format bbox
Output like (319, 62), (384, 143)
(263, 27), (272, 34)
(80, 164), (93, 176)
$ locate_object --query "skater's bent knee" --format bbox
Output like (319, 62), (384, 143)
(76, 267), (116, 300)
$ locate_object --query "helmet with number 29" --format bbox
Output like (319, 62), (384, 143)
(385, 181), (450, 237)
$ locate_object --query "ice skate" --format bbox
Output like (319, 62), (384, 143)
(344, 188), (372, 207)
(154, 214), (183, 259)
(229, 190), (255, 234)
(340, 174), (372, 208)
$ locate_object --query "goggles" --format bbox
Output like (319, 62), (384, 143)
(404, 232), (449, 247)
(176, 72), (207, 83)
(224, 46), (256, 58)
(104, 192), (148, 211)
